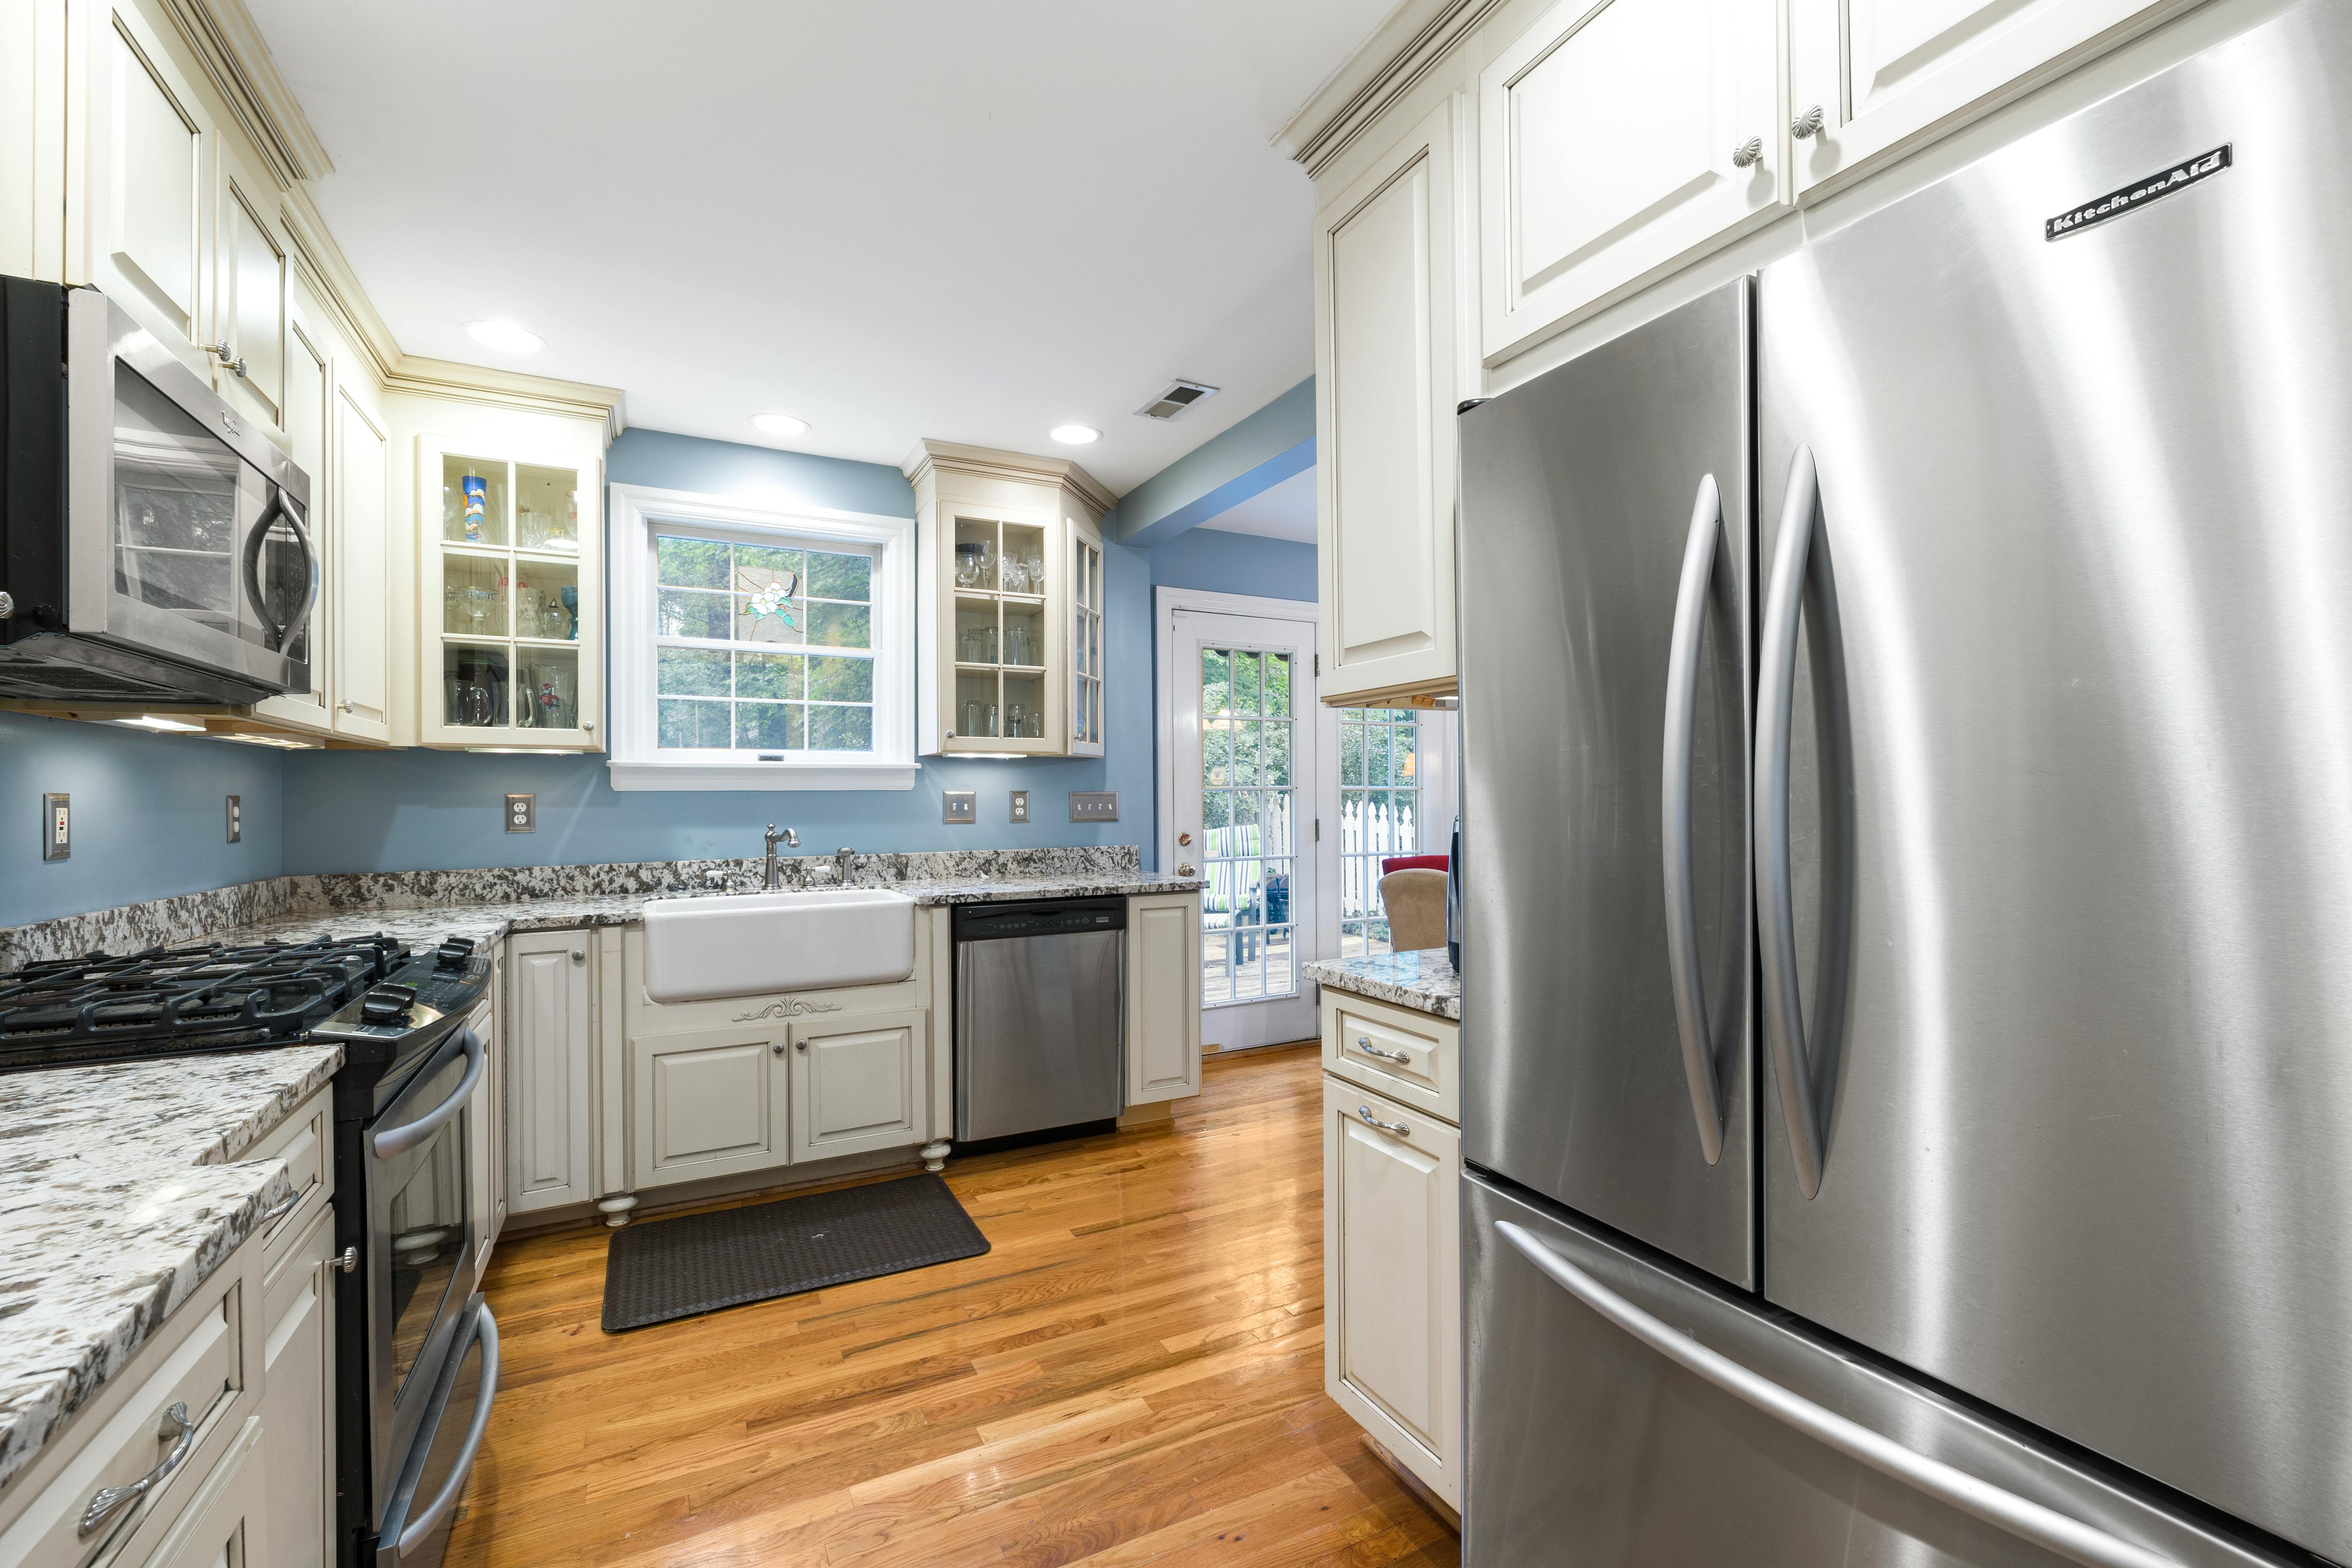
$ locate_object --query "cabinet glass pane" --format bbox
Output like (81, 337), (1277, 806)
(442, 643), (511, 730)
(512, 558), (579, 642)
(953, 519), (997, 590)
(955, 597), (998, 665)
(955, 671), (1000, 737)
(1001, 524), (1046, 596)
(1003, 671), (1044, 741)
(1002, 602), (1044, 669)
(441, 456), (508, 546)
(514, 464), (581, 554)
(516, 646), (580, 731)
(441, 553), (508, 637)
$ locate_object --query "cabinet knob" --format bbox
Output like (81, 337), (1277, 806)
(338, 700), (354, 713)
(1731, 136), (1763, 168)
(570, 949), (585, 962)
(796, 1039), (808, 1053)
(773, 1039), (789, 1055)
(1792, 104), (1825, 139)
(582, 720), (595, 732)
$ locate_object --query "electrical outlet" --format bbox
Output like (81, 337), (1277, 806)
(41, 793), (68, 861)
(226, 795), (241, 843)
(1069, 791), (1118, 822)
(1009, 790), (1029, 824)
(505, 793), (536, 833)
(943, 790), (977, 825)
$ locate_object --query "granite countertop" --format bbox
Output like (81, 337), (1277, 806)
(0, 1045), (343, 1496)
(1305, 950), (1461, 1020)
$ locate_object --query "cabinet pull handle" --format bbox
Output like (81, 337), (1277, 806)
(1353, 1036), (1412, 1063)
(79, 1402), (195, 1537)
(335, 1246), (359, 1273)
(1792, 104), (1825, 139)
(206, 339), (248, 377)
(1731, 136), (1763, 168)
(258, 1189), (302, 1227)
(1355, 1105), (1411, 1136)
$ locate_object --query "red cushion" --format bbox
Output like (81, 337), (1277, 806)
(1381, 854), (1451, 876)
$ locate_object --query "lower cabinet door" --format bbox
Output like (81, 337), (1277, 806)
(506, 932), (594, 1215)
(138, 1414), (264, 1568)
(1323, 1075), (1462, 1507)
(789, 1009), (922, 1163)
(258, 1209), (334, 1568)
(1125, 893), (1203, 1105)
(628, 1025), (790, 1190)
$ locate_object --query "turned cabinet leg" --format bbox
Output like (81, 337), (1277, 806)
(920, 1140), (951, 1174)
(597, 1193), (639, 1228)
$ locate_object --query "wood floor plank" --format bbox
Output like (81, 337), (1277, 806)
(443, 1046), (1458, 1568)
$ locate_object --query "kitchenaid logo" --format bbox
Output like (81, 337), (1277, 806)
(2046, 145), (2230, 239)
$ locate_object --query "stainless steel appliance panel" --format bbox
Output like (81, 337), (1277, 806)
(954, 900), (1125, 1142)
(1756, 4), (2352, 1555)
(1458, 279), (1755, 1287)
(1463, 1173), (2296, 1568)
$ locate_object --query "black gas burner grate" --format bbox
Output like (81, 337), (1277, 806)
(0, 935), (407, 1068)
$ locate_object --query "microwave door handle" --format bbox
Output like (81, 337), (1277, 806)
(371, 1029), (485, 1158)
(240, 481), (316, 653)
(1494, 1222), (2183, 1568)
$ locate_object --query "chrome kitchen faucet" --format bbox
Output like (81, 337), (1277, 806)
(764, 824), (799, 889)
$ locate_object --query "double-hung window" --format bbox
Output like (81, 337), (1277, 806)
(608, 485), (916, 790)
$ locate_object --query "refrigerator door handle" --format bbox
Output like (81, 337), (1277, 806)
(1493, 1222), (2184, 1568)
(1663, 472), (1731, 1164)
(1755, 445), (1850, 1198)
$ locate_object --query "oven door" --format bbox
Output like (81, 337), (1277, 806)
(63, 286), (314, 697)
(364, 1026), (485, 1509)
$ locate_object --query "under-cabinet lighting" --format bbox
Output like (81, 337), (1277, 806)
(214, 732), (322, 750)
(1050, 424), (1100, 445)
(464, 747), (574, 755)
(957, 751), (1028, 760)
(113, 714), (206, 733)
(464, 320), (545, 353)
(751, 413), (810, 438)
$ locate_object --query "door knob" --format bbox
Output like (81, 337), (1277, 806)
(1177, 863), (1195, 877)
(1792, 104), (1825, 139)
(1731, 137), (1762, 168)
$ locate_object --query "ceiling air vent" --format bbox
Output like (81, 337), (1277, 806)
(1134, 380), (1220, 422)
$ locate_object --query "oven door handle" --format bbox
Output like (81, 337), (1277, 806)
(395, 1299), (500, 1558)
(371, 1029), (484, 1158)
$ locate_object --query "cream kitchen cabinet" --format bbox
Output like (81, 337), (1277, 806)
(1314, 101), (1462, 706)
(1787, 0), (2193, 196)
(905, 440), (1115, 756)
(1322, 1073), (1463, 1509)
(463, 993), (505, 1278)
(418, 437), (604, 749)
(139, 1416), (265, 1568)
(506, 930), (596, 1215)
(1477, 0), (1787, 362)
(628, 1023), (793, 1190)
(258, 1206), (337, 1568)
(1125, 891), (1204, 1105)
(788, 1008), (924, 1162)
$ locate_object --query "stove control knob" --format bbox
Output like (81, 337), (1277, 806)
(433, 938), (477, 971)
(360, 984), (418, 1025)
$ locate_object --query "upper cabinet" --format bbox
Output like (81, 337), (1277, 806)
(417, 437), (605, 749)
(1478, 0), (1786, 362)
(904, 440), (1114, 757)
(80, 4), (215, 377)
(1786, 0), (2187, 193)
(1315, 101), (1461, 707)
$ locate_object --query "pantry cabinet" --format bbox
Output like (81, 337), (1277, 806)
(904, 440), (1115, 756)
(506, 931), (596, 1215)
(1477, 0), (1786, 362)
(1314, 101), (1462, 706)
(417, 436), (604, 749)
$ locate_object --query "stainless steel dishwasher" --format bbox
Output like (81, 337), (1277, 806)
(953, 897), (1125, 1141)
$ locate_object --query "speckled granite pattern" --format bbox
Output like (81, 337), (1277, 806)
(1305, 951), (1461, 1020)
(0, 877), (300, 973)
(0, 1045), (342, 1495)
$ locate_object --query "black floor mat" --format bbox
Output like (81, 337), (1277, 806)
(600, 1173), (990, 1332)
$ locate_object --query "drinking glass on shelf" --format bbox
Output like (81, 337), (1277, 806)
(515, 586), (545, 637)
(963, 698), (982, 735)
(1002, 557), (1028, 594)
(459, 586), (495, 636)
(518, 510), (548, 551)
(982, 625), (998, 663)
(1024, 550), (1045, 588)
(1008, 702), (1025, 738)
(986, 703), (999, 737)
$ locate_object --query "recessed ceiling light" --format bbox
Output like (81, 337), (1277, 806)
(1050, 424), (1100, 445)
(464, 320), (545, 353)
(752, 413), (810, 438)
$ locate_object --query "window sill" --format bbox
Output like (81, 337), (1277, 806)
(607, 759), (920, 792)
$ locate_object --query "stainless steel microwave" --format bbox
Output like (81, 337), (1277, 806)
(0, 276), (315, 704)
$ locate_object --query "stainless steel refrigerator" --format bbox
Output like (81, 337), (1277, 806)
(1457, 4), (2352, 1565)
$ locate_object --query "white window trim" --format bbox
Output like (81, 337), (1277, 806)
(608, 482), (919, 791)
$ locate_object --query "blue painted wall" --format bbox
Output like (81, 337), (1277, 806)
(1107, 378), (1314, 548)
(0, 713), (285, 927)
(1148, 528), (1317, 602)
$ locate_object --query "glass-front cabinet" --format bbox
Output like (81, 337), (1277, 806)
(418, 438), (603, 749)
(905, 441), (1112, 757)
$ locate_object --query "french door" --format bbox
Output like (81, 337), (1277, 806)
(1170, 608), (1320, 1048)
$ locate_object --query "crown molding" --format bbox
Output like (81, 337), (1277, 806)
(159, 0), (333, 188)
(900, 439), (1116, 515)
(1274, 0), (1500, 178)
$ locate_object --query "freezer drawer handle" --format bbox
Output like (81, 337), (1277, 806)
(1354, 1105), (1411, 1136)
(1755, 446), (1854, 1200)
(1494, 1222), (2183, 1568)
(1663, 471), (1736, 1165)
(1353, 1036), (1412, 1064)
(395, 1299), (501, 1557)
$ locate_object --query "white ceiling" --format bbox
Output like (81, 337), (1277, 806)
(243, 0), (1395, 496)
(1196, 465), (1317, 542)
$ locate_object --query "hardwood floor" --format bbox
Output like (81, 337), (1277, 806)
(445, 1044), (1460, 1568)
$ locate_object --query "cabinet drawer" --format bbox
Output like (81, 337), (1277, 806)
(1321, 990), (1458, 1124)
(245, 1086), (332, 1280)
(0, 1280), (245, 1568)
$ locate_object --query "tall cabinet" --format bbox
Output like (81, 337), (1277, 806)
(903, 441), (1114, 757)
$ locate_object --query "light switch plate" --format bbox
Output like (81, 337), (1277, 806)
(41, 793), (68, 861)
(1009, 789), (1029, 824)
(226, 795), (241, 843)
(943, 790), (977, 825)
(1069, 791), (1118, 822)
(505, 793), (536, 833)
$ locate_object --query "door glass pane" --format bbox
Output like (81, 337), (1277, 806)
(1198, 644), (1301, 1004)
(1340, 708), (1425, 958)
(113, 367), (242, 631)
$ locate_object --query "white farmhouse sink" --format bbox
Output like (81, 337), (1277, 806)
(640, 887), (916, 1004)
